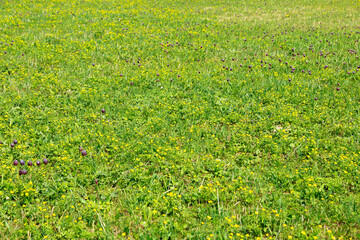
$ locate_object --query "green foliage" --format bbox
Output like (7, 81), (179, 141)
(0, 0), (359, 239)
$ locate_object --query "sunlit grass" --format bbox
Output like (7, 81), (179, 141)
(0, 0), (359, 239)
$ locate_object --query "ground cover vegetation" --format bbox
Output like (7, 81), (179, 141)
(0, 0), (360, 239)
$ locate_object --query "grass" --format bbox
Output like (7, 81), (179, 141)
(0, 0), (359, 239)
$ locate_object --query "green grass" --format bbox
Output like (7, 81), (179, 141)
(0, 0), (359, 239)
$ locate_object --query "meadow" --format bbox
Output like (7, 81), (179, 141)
(0, 0), (359, 239)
